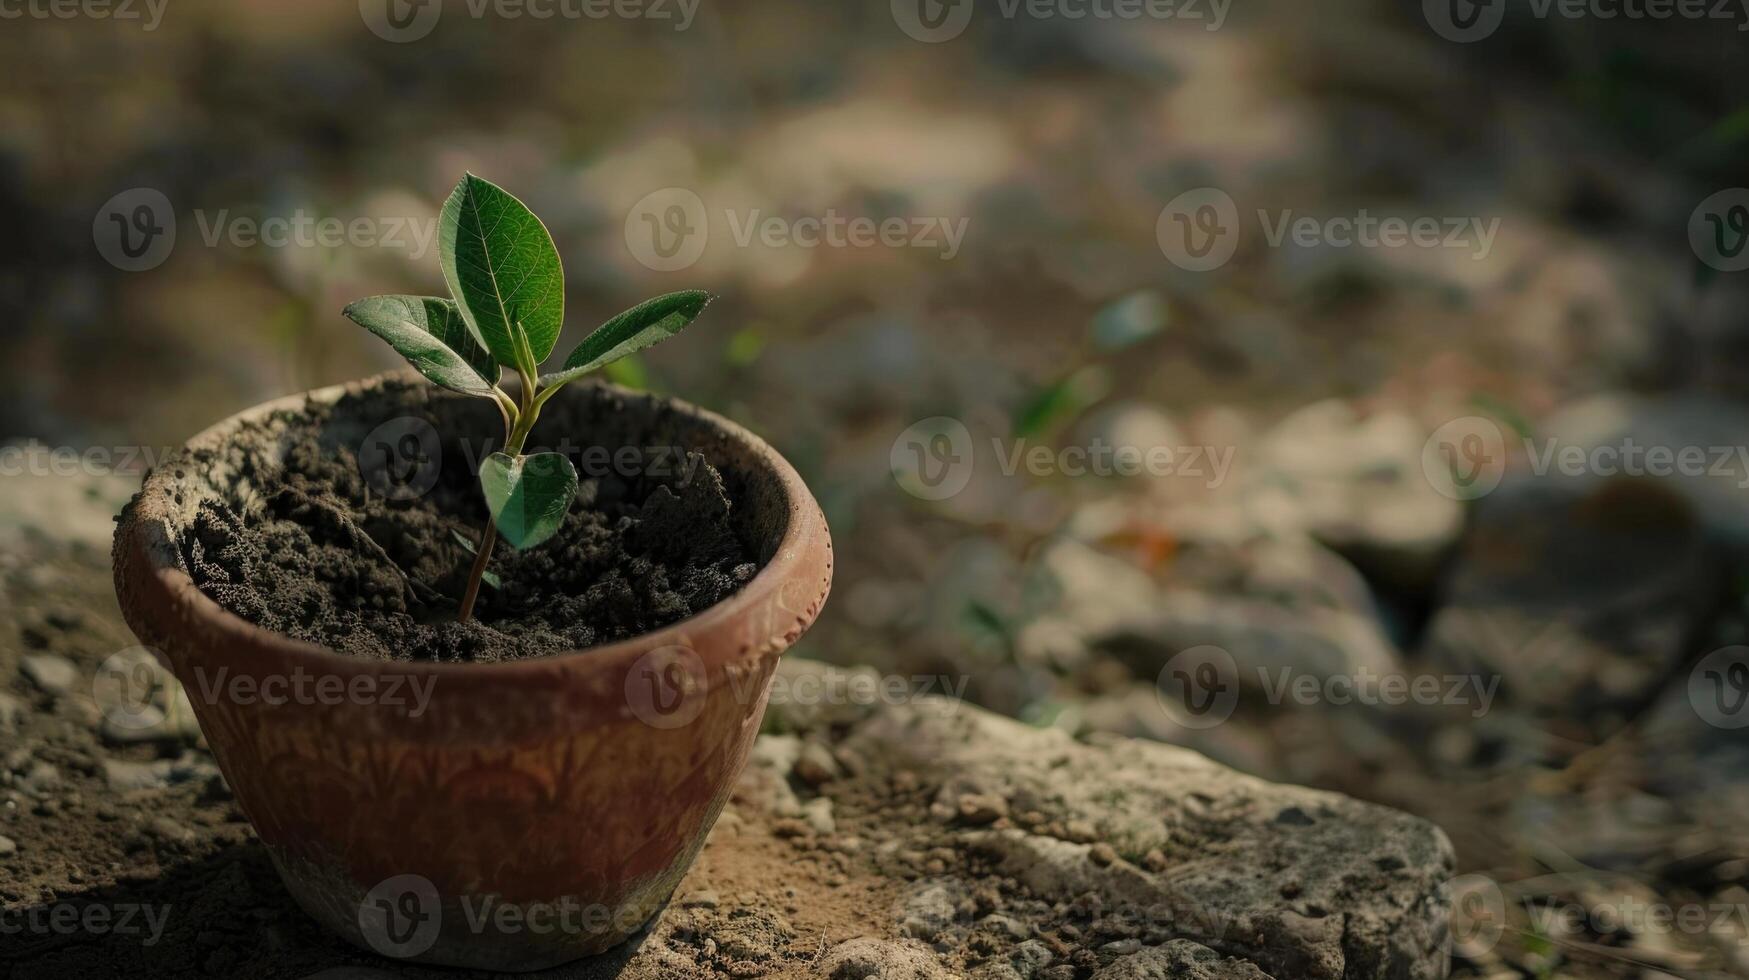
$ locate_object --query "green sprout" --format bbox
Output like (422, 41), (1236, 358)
(343, 173), (712, 622)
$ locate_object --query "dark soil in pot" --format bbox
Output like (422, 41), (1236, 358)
(165, 377), (767, 663)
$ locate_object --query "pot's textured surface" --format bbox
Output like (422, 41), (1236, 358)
(112, 375), (833, 971)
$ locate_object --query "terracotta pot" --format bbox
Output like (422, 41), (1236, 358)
(112, 374), (832, 971)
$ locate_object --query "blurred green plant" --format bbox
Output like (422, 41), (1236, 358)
(343, 172), (713, 621)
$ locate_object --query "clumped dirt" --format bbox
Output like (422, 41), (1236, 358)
(174, 387), (760, 664)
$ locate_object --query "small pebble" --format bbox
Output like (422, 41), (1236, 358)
(148, 817), (190, 842)
(0, 835), (15, 856)
(20, 654), (78, 695)
(793, 741), (842, 787)
(679, 889), (720, 909)
(1089, 843), (1118, 867)
(958, 793), (1009, 825)
(801, 797), (837, 835)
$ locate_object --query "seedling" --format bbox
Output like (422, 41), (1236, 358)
(343, 173), (712, 622)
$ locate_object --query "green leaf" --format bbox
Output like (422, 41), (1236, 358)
(478, 451), (578, 551)
(540, 290), (712, 388)
(1013, 365), (1111, 438)
(343, 295), (500, 396)
(438, 173), (565, 372)
(448, 528), (501, 588)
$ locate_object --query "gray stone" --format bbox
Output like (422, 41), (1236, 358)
(1092, 940), (1274, 979)
(20, 654), (78, 695)
(100, 686), (201, 745)
(817, 937), (953, 980)
(104, 759), (174, 793)
(736, 735), (803, 818)
(898, 881), (959, 943)
(842, 698), (1454, 980)
(794, 740), (843, 787)
(18, 761), (59, 796)
(1253, 399), (1463, 592)
(801, 797), (837, 836)
(0, 835), (15, 857)
(1538, 393), (1749, 557)
(0, 692), (20, 731)
(1420, 474), (1714, 735)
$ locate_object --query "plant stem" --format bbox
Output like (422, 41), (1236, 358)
(456, 520), (497, 623)
(456, 379), (544, 624)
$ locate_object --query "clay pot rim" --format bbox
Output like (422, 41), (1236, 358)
(116, 373), (831, 683)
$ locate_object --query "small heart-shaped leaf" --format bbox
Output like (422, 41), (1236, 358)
(540, 290), (712, 389)
(343, 295), (501, 396)
(478, 451), (578, 551)
(448, 529), (503, 588)
(439, 173), (565, 372)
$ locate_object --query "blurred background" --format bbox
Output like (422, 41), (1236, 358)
(4, 0), (1749, 975)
